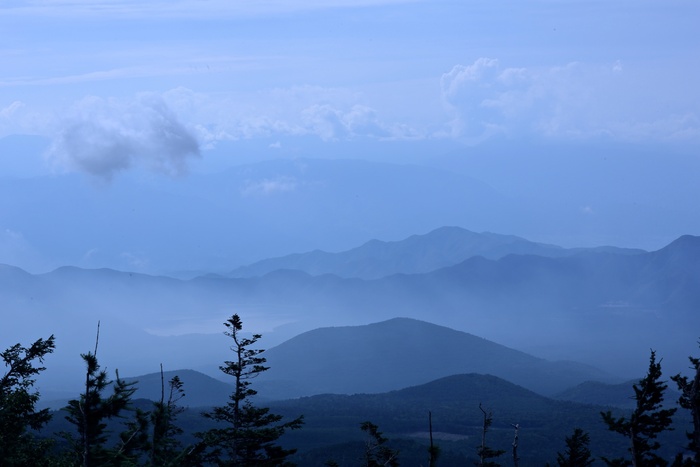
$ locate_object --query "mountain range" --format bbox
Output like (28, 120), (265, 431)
(225, 225), (644, 280)
(3, 227), (699, 394)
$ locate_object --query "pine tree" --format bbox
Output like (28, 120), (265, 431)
(0, 335), (56, 465)
(671, 342), (700, 465)
(62, 325), (140, 466)
(200, 314), (303, 465)
(150, 369), (188, 465)
(361, 421), (400, 467)
(556, 428), (594, 467)
(601, 350), (677, 466)
(476, 403), (505, 467)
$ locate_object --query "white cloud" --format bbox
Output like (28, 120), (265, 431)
(2, 0), (423, 19)
(120, 251), (150, 270)
(0, 227), (48, 272)
(440, 58), (700, 143)
(240, 176), (298, 197)
(160, 85), (412, 144)
(46, 93), (200, 180)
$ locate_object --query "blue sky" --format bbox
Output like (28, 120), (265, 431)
(1, 0), (699, 273)
(3, 1), (698, 175)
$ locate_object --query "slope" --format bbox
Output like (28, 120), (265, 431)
(256, 318), (611, 398)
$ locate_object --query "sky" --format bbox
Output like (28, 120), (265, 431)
(1, 0), (699, 273)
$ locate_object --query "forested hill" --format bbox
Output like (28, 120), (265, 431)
(256, 318), (611, 398)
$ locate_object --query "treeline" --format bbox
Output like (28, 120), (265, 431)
(1, 314), (699, 466)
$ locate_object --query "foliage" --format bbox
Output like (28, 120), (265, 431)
(601, 350), (677, 466)
(476, 403), (505, 466)
(150, 371), (189, 465)
(0, 335), (56, 465)
(671, 341), (700, 465)
(62, 326), (141, 466)
(200, 313), (304, 465)
(360, 421), (399, 467)
(555, 428), (594, 467)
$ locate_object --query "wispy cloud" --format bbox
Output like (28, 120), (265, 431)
(240, 176), (299, 197)
(2, 0), (424, 19)
(46, 93), (200, 180)
(440, 58), (700, 143)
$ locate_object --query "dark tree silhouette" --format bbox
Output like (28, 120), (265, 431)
(601, 350), (677, 466)
(361, 421), (399, 467)
(0, 335), (55, 465)
(556, 428), (594, 467)
(476, 403), (505, 466)
(200, 314), (303, 465)
(62, 324), (140, 466)
(671, 341), (700, 465)
(150, 367), (189, 465)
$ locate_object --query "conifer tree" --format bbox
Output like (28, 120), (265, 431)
(200, 313), (303, 465)
(0, 335), (56, 465)
(671, 342), (700, 465)
(476, 403), (505, 467)
(63, 325), (140, 466)
(556, 428), (594, 467)
(601, 350), (677, 466)
(150, 370), (188, 465)
(361, 421), (400, 467)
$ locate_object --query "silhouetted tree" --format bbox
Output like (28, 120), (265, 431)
(150, 368), (188, 465)
(200, 313), (303, 465)
(556, 428), (594, 467)
(601, 350), (676, 466)
(671, 341), (700, 465)
(476, 403), (505, 466)
(428, 411), (440, 467)
(361, 421), (399, 467)
(0, 335), (55, 465)
(62, 324), (140, 466)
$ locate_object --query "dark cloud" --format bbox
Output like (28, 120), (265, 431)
(48, 94), (200, 180)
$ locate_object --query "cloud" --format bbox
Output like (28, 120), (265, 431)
(4, 0), (422, 19)
(440, 58), (700, 143)
(240, 176), (298, 197)
(0, 227), (49, 272)
(160, 85), (412, 144)
(241, 177), (298, 197)
(47, 94), (200, 180)
(120, 251), (150, 270)
(301, 104), (395, 141)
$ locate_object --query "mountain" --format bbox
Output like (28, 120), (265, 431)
(554, 380), (641, 409)
(271, 373), (685, 466)
(256, 318), (611, 398)
(4, 233), (700, 395)
(225, 226), (644, 280)
(39, 369), (234, 410)
(123, 369), (233, 408)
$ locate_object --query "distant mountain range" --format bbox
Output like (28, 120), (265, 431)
(224, 226), (644, 280)
(3, 228), (699, 394)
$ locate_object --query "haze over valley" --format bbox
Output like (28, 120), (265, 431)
(1, 1), (699, 463)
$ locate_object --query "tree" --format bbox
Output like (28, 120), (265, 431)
(0, 335), (56, 465)
(360, 421), (400, 467)
(63, 324), (140, 466)
(201, 314), (303, 465)
(556, 428), (594, 467)
(476, 403), (505, 467)
(427, 411), (440, 467)
(150, 367), (188, 465)
(601, 350), (677, 466)
(671, 341), (700, 465)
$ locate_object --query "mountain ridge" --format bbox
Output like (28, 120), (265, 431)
(224, 226), (646, 280)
